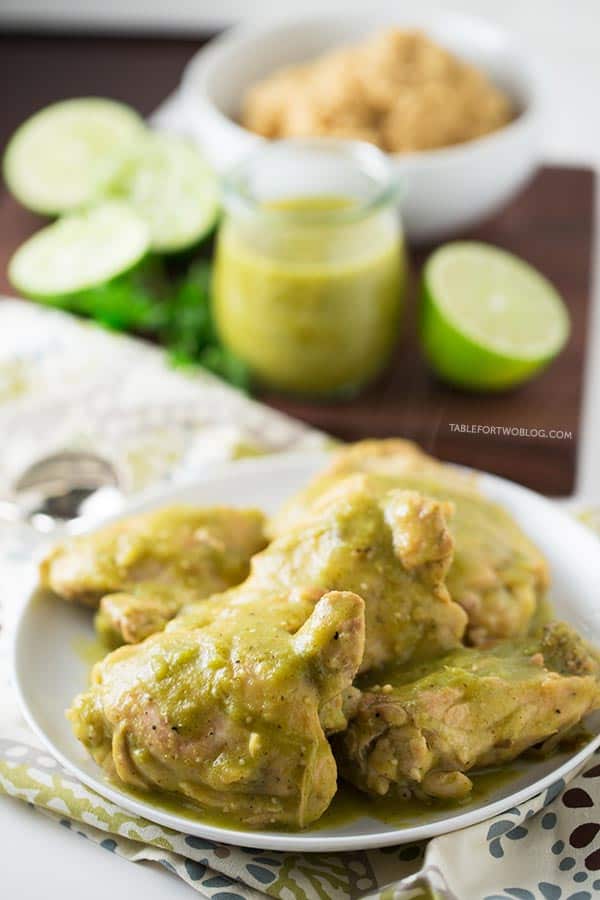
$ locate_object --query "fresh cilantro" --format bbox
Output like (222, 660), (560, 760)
(33, 256), (251, 392)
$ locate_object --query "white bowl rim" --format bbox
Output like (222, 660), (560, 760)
(182, 10), (544, 170)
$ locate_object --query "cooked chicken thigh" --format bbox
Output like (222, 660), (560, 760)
(336, 622), (600, 803)
(40, 506), (267, 643)
(69, 590), (365, 828)
(273, 440), (548, 645)
(61, 444), (600, 830)
(173, 475), (467, 672)
(68, 476), (467, 825)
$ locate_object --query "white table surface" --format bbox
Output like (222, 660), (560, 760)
(2, 6), (600, 896)
(0, 797), (192, 898)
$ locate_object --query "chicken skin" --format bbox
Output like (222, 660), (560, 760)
(273, 440), (548, 645)
(39, 506), (267, 644)
(172, 475), (467, 672)
(69, 590), (365, 828)
(336, 622), (600, 803)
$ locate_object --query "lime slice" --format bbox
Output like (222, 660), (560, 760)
(8, 202), (150, 299)
(113, 132), (220, 253)
(420, 242), (570, 391)
(3, 98), (145, 215)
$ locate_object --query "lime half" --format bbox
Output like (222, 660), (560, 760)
(420, 242), (570, 391)
(113, 132), (220, 253)
(8, 201), (150, 299)
(3, 98), (145, 215)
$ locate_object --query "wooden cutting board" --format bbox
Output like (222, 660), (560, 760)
(263, 166), (595, 496)
(0, 35), (594, 495)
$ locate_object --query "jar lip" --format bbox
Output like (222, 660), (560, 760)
(222, 138), (401, 225)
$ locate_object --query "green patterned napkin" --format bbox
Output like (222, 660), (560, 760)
(3, 736), (600, 899)
(2, 300), (600, 900)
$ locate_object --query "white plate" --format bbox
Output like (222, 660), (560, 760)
(13, 451), (600, 852)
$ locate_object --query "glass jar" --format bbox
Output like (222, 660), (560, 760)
(213, 140), (406, 397)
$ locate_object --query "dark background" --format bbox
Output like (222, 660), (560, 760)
(0, 32), (594, 495)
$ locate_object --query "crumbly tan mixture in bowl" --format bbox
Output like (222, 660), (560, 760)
(241, 29), (515, 153)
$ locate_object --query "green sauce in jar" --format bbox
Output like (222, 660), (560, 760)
(213, 142), (406, 397)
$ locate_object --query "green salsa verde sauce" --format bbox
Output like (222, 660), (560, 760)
(108, 765), (524, 835)
(69, 563), (566, 835)
(214, 195), (406, 397)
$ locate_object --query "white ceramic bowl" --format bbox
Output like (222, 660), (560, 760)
(179, 12), (543, 242)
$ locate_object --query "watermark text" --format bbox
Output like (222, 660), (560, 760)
(448, 423), (572, 440)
